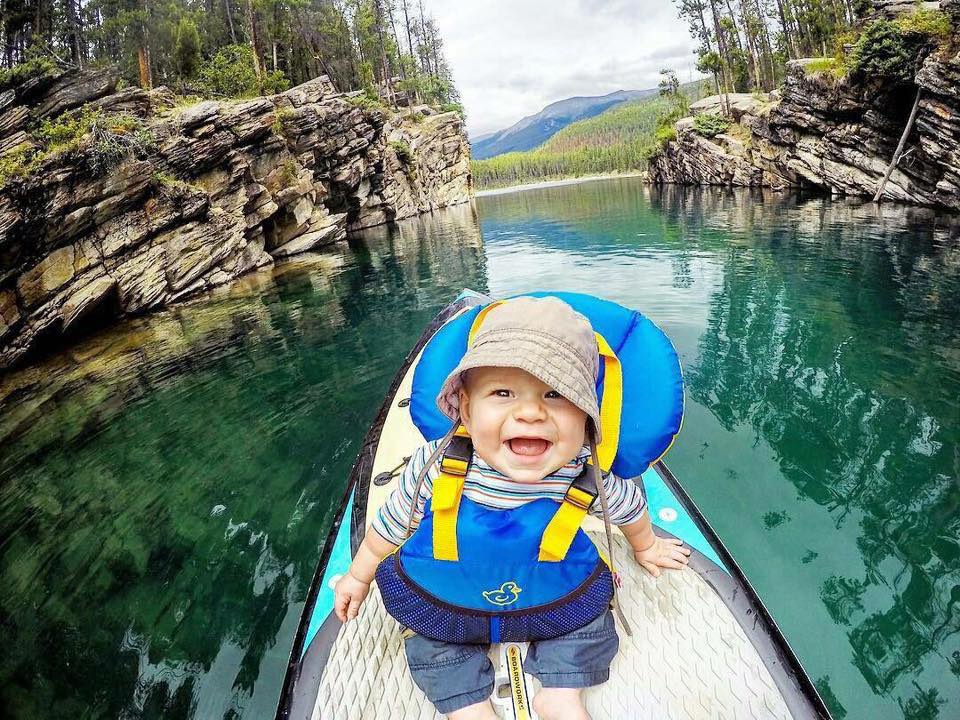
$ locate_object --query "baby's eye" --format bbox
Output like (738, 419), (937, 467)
(493, 389), (512, 398)
(545, 390), (562, 399)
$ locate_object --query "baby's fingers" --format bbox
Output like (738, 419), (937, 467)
(334, 592), (349, 622)
(655, 558), (687, 570)
(640, 560), (661, 577)
(347, 598), (362, 620)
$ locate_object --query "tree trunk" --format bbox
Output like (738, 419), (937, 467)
(225, 0), (237, 43)
(873, 88), (922, 203)
(698, 1), (714, 54)
(246, 0), (264, 89)
(388, 3), (410, 99)
(775, 0), (796, 58)
(138, 0), (152, 89)
(738, 2), (762, 90)
(418, 0), (432, 76)
(374, 0), (394, 102)
(708, 0), (732, 115)
(402, 0), (416, 57)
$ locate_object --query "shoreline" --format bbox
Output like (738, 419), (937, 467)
(474, 172), (646, 197)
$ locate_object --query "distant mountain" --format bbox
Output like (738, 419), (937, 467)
(471, 79), (711, 190)
(471, 89), (658, 160)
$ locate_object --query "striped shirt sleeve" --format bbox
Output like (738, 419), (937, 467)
(588, 470), (647, 525)
(371, 440), (441, 545)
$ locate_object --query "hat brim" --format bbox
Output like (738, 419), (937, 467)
(436, 329), (602, 443)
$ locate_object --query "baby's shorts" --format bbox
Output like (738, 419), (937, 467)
(402, 609), (619, 714)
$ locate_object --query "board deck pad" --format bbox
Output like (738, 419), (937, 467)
(312, 531), (791, 720)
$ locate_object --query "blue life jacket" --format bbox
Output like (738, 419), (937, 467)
(375, 293), (684, 644)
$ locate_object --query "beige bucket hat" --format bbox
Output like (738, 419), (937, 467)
(436, 296), (602, 440)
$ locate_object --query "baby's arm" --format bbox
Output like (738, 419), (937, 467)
(620, 513), (691, 577)
(592, 469), (691, 576)
(333, 441), (437, 622)
(334, 528), (397, 622)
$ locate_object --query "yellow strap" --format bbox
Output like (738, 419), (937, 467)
(432, 424), (471, 561)
(432, 472), (465, 561)
(594, 332), (622, 473)
(467, 300), (506, 346)
(539, 335), (622, 561)
(538, 494), (591, 561)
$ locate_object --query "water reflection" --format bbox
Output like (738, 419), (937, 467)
(476, 181), (960, 719)
(0, 203), (485, 719)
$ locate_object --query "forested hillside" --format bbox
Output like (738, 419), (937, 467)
(471, 78), (708, 190)
(471, 89), (656, 159)
(0, 1), (459, 107)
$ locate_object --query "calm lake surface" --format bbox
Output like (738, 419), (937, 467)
(1, 178), (958, 719)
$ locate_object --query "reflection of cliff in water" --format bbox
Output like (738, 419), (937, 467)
(673, 187), (960, 702)
(0, 204), (485, 719)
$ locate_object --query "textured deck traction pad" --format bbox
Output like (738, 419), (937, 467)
(313, 534), (792, 720)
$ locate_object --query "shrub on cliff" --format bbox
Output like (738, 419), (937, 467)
(850, 11), (953, 84)
(0, 107), (153, 187)
(849, 21), (913, 82)
(196, 45), (289, 98)
(693, 113), (731, 138)
(0, 53), (57, 92)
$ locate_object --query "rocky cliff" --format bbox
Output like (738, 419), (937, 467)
(649, 5), (960, 209)
(0, 69), (471, 370)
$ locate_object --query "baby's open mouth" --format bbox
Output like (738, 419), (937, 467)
(506, 437), (552, 456)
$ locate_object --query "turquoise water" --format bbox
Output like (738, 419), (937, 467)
(0, 179), (958, 718)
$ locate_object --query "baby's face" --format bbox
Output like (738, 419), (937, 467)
(459, 366), (588, 483)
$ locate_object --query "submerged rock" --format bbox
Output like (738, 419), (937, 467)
(0, 71), (471, 370)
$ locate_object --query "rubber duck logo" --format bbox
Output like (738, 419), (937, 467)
(482, 581), (522, 606)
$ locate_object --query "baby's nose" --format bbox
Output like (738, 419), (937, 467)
(514, 398), (547, 421)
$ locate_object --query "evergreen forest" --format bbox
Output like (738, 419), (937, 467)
(471, 78), (708, 190)
(0, 1), (460, 108)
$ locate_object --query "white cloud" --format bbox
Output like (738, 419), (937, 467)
(427, 0), (701, 136)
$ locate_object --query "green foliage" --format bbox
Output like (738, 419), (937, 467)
(358, 61), (376, 98)
(1, 0), (460, 117)
(658, 68), (680, 97)
(803, 57), (847, 81)
(347, 94), (388, 113)
(471, 83), (705, 190)
(655, 125), (677, 147)
(174, 18), (201, 83)
(895, 9), (952, 40)
(1, 106), (152, 187)
(692, 113), (731, 138)
(849, 20), (914, 83)
(390, 140), (416, 181)
(439, 102), (465, 117)
(390, 140), (412, 165)
(271, 107), (295, 135)
(195, 44), (289, 98)
(279, 159), (300, 187)
(85, 113), (155, 175)
(0, 54), (57, 91)
(0, 145), (38, 186)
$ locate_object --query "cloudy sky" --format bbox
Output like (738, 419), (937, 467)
(428, 0), (701, 138)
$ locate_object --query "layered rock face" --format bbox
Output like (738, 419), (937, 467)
(0, 71), (470, 370)
(649, 39), (960, 209)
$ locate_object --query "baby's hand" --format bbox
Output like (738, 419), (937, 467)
(634, 536), (691, 577)
(334, 572), (371, 622)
